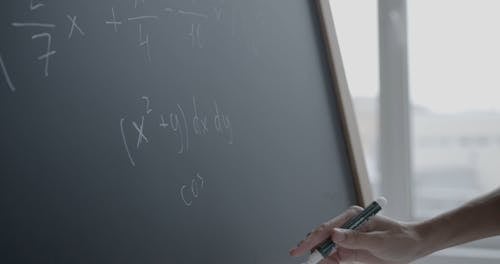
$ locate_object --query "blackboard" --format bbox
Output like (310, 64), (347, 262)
(0, 0), (371, 263)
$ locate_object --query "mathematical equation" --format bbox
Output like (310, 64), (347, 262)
(120, 96), (233, 167)
(1, 0), (233, 92)
(105, 1), (228, 63)
(120, 96), (233, 207)
(1, 1), (237, 209)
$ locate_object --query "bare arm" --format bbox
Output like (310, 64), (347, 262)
(415, 187), (500, 258)
(290, 188), (500, 264)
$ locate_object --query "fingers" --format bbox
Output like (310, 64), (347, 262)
(357, 214), (400, 232)
(332, 228), (384, 251)
(289, 206), (363, 256)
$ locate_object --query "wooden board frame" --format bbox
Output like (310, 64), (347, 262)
(316, 0), (373, 207)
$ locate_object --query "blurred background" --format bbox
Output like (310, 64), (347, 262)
(330, 0), (500, 263)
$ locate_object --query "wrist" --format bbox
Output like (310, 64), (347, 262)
(411, 220), (439, 259)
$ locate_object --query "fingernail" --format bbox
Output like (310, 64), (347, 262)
(333, 228), (346, 242)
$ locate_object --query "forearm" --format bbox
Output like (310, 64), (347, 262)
(415, 188), (500, 257)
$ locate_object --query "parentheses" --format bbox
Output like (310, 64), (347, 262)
(192, 96), (200, 135)
(180, 185), (192, 207)
(0, 54), (16, 92)
(169, 113), (176, 131)
(120, 117), (136, 167)
(177, 117), (184, 154)
(177, 104), (189, 153)
(170, 113), (184, 154)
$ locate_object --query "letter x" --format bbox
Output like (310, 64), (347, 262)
(67, 15), (85, 39)
(132, 116), (149, 148)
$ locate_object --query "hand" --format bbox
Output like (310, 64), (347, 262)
(289, 206), (426, 264)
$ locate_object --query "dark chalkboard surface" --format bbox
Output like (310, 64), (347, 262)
(0, 0), (370, 263)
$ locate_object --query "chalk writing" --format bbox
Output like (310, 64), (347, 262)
(178, 10), (209, 19)
(132, 116), (149, 149)
(120, 117), (136, 167)
(192, 97), (201, 135)
(197, 173), (204, 188)
(214, 8), (223, 21)
(192, 96), (208, 136)
(3, 2), (243, 214)
(127, 16), (159, 22)
(164, 8), (209, 19)
(160, 105), (189, 154)
(67, 15), (85, 39)
(12, 13), (58, 78)
(180, 185), (192, 206)
(201, 117), (209, 134)
(105, 7), (122, 33)
(180, 172), (205, 207)
(7, 0), (238, 85)
(120, 96), (233, 166)
(0, 54), (16, 92)
(214, 101), (234, 144)
(138, 24), (152, 63)
(32, 33), (56, 77)
(177, 104), (189, 153)
(168, 112), (185, 154)
(126, 9), (158, 63)
(159, 115), (169, 128)
(188, 23), (203, 48)
(139, 34), (151, 62)
(99, 1), (236, 61)
(135, 0), (145, 9)
(12, 22), (55, 28)
(30, 0), (44, 11)
(142, 96), (153, 115)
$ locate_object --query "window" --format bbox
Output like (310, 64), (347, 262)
(332, 0), (500, 262)
(409, 0), (500, 221)
(408, 2), (500, 260)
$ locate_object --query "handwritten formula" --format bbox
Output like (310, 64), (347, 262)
(2, 0), (238, 209)
(120, 96), (233, 167)
(2, 0), (234, 91)
(120, 96), (234, 207)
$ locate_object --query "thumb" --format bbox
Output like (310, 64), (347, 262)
(332, 228), (383, 251)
